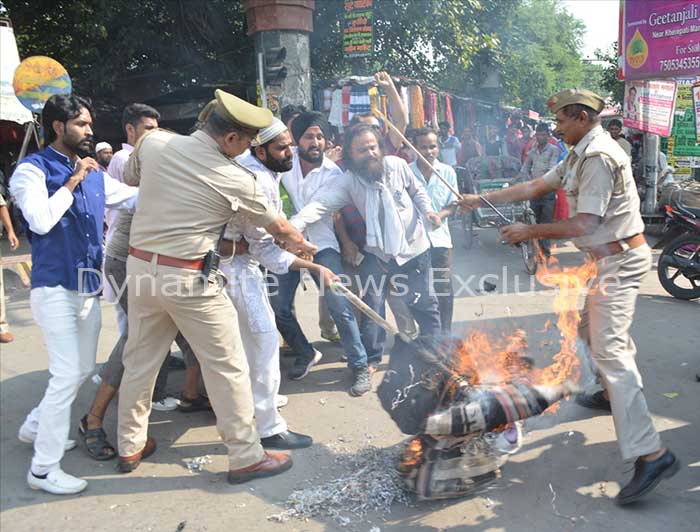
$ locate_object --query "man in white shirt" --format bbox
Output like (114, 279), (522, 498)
(95, 142), (113, 171)
(516, 123), (561, 255)
(271, 112), (373, 396)
(223, 119), (335, 447)
(11, 94), (137, 495)
(410, 128), (458, 333)
(291, 124), (443, 367)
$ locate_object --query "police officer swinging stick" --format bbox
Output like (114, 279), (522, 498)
(458, 88), (680, 506)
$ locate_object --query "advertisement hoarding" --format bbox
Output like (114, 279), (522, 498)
(621, 1), (700, 80)
(622, 79), (678, 136)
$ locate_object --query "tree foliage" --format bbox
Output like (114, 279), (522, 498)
(476, 0), (589, 112)
(313, 0), (594, 113)
(311, 0), (501, 89)
(594, 42), (625, 105)
(4, 0), (255, 107)
(4, 0), (600, 113)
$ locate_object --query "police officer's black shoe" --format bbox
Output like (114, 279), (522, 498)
(575, 390), (611, 412)
(616, 450), (680, 505)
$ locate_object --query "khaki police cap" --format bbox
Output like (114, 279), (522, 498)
(547, 88), (605, 114)
(197, 99), (217, 123)
(213, 89), (273, 130)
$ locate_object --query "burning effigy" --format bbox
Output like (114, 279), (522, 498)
(329, 252), (597, 502)
(378, 334), (581, 500)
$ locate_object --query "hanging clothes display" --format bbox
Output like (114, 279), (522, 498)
(422, 88), (431, 127)
(408, 85), (425, 129)
(314, 76), (502, 155)
(401, 86), (410, 123)
(430, 91), (439, 127)
(323, 88), (333, 112)
(444, 95), (454, 131)
(342, 85), (351, 125)
(328, 88), (343, 128)
(349, 84), (371, 121)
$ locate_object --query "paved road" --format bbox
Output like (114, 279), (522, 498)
(1, 224), (698, 532)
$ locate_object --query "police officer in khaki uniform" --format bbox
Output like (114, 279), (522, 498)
(459, 89), (679, 505)
(116, 90), (317, 484)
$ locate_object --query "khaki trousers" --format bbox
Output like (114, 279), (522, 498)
(578, 244), (661, 461)
(117, 255), (264, 470)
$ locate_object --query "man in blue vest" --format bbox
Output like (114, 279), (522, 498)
(10, 94), (137, 495)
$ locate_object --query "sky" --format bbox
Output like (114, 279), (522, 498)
(561, 0), (620, 59)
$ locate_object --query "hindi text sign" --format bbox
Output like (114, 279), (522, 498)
(623, 79), (677, 137)
(343, 0), (374, 58)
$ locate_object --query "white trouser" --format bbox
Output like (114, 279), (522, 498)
(221, 259), (287, 438)
(23, 286), (101, 474)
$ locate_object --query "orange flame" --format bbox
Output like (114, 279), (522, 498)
(530, 248), (597, 387)
(450, 245), (597, 393)
(399, 436), (425, 472)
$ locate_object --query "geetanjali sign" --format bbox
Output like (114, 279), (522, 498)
(622, 1), (700, 80)
(623, 79), (678, 136)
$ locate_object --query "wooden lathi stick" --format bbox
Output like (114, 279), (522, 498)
(369, 106), (462, 198)
(331, 282), (411, 341)
(372, 106), (521, 224)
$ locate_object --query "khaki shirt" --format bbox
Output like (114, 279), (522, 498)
(543, 125), (644, 249)
(125, 129), (278, 260)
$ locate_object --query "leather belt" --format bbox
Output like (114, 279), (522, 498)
(587, 233), (646, 260)
(128, 247), (204, 271)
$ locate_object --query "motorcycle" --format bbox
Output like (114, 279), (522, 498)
(655, 203), (700, 300)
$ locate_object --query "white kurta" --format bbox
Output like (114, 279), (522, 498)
(222, 152), (297, 437)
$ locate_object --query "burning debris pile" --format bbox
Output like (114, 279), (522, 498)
(374, 254), (597, 500)
(267, 445), (410, 526)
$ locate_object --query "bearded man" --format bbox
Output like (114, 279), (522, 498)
(268, 112), (373, 396)
(291, 124), (443, 370)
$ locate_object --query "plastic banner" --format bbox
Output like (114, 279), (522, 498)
(623, 79), (678, 136)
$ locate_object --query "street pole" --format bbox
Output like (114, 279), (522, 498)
(643, 133), (660, 214)
(257, 51), (267, 109)
(243, 1), (314, 108)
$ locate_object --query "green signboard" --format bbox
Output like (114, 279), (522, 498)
(343, 0), (374, 58)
